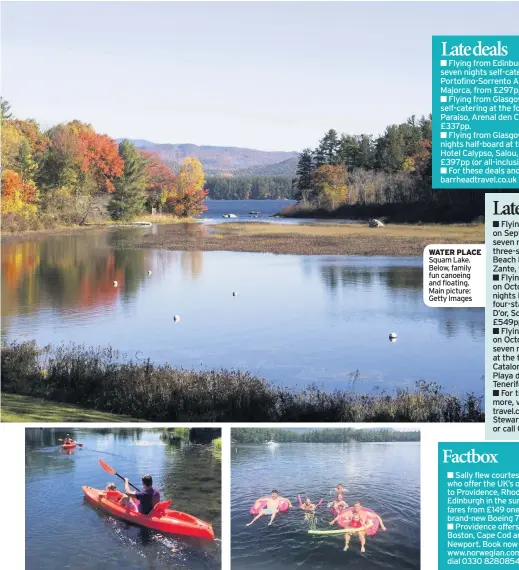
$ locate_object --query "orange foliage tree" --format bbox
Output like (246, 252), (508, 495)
(164, 157), (208, 217)
(1, 169), (38, 215)
(142, 152), (177, 211)
(77, 129), (124, 192)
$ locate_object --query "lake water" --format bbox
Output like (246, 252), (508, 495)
(202, 199), (295, 220)
(231, 442), (420, 570)
(2, 227), (484, 394)
(25, 428), (221, 570)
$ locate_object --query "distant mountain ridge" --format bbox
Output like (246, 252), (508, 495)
(124, 139), (299, 175)
(234, 157), (298, 177)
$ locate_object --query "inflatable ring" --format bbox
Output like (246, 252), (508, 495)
(250, 499), (290, 515)
(330, 503), (348, 516)
(336, 507), (380, 536)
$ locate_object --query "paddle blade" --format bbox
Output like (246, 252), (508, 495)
(99, 458), (116, 475)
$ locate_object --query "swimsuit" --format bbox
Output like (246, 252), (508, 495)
(263, 508), (277, 515)
(350, 518), (363, 528)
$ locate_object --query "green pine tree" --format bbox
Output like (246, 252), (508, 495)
(108, 140), (147, 221)
(314, 129), (341, 166)
(295, 148), (314, 202)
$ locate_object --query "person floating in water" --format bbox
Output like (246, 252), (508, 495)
(335, 483), (347, 496)
(247, 490), (293, 526)
(328, 493), (348, 513)
(330, 501), (386, 553)
(63, 434), (74, 445)
(300, 497), (318, 511)
(124, 474), (160, 515)
(354, 501), (386, 532)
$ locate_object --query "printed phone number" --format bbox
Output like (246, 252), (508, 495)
(449, 558), (519, 565)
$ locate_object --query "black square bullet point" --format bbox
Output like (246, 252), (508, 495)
(493, 328), (500, 334)
(493, 275), (499, 281)
(493, 221), (500, 228)
(493, 390), (500, 397)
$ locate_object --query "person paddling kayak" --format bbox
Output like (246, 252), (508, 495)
(124, 474), (160, 515)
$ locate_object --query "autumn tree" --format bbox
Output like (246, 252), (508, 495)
(164, 157), (207, 217)
(311, 164), (348, 210)
(142, 152), (177, 212)
(76, 127), (124, 193)
(38, 124), (82, 189)
(1, 120), (25, 170)
(107, 140), (147, 221)
(1, 169), (38, 216)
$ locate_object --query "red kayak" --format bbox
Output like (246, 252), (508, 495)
(62, 442), (76, 449)
(82, 486), (215, 541)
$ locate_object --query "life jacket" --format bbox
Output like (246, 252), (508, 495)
(106, 490), (123, 502)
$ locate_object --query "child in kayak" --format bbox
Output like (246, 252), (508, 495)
(119, 494), (138, 512)
(98, 482), (118, 498)
(124, 474), (160, 515)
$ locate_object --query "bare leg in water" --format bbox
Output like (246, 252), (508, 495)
(246, 509), (265, 526)
(359, 530), (366, 553)
(344, 534), (351, 551)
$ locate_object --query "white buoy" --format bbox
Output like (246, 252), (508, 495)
(113, 280), (118, 287)
(232, 292), (238, 297)
(147, 270), (152, 275)
(173, 315), (180, 322)
(389, 332), (398, 340)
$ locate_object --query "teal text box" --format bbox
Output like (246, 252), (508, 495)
(439, 442), (519, 568)
(432, 36), (519, 189)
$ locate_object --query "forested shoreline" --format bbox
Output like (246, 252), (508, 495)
(232, 428), (420, 443)
(1, 99), (488, 227)
(289, 114), (485, 223)
(205, 175), (294, 200)
(1, 99), (207, 232)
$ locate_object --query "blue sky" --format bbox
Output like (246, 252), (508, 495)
(2, 1), (518, 150)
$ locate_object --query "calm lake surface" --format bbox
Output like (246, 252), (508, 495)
(202, 199), (296, 220)
(2, 222), (484, 394)
(231, 442), (420, 570)
(25, 429), (221, 570)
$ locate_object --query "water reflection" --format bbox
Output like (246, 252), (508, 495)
(315, 259), (484, 340)
(26, 428), (221, 569)
(2, 233), (204, 322)
(3, 232), (484, 392)
(232, 443), (420, 570)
